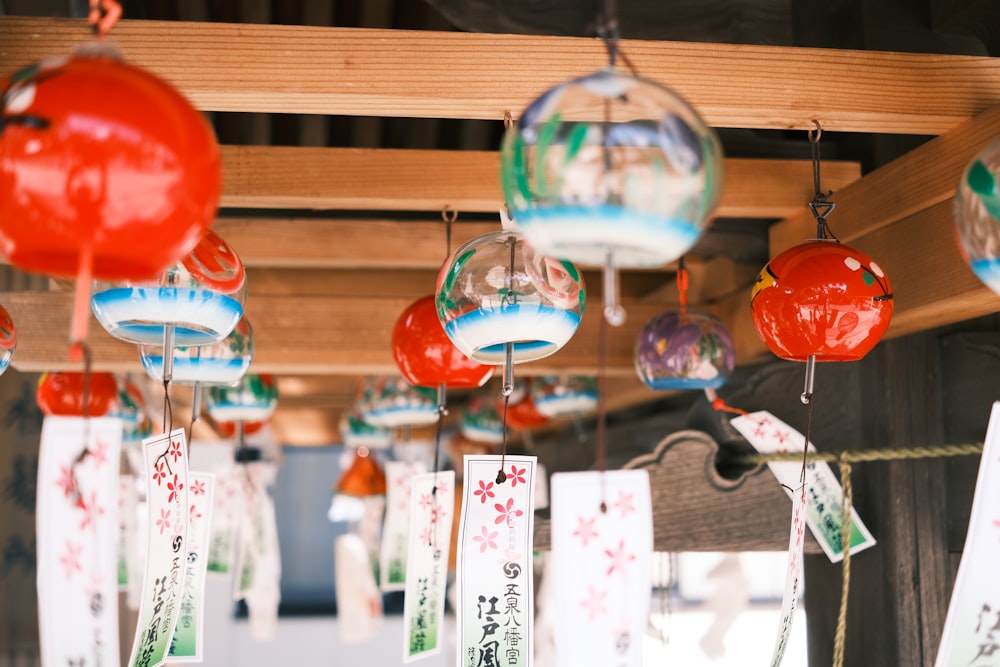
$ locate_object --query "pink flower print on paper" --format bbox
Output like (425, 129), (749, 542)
(167, 475), (184, 504)
(572, 515), (599, 548)
(59, 541), (83, 580)
(579, 584), (608, 622)
(494, 498), (523, 527)
(169, 439), (184, 463)
(604, 538), (636, 576)
(496, 548), (523, 567)
(89, 440), (110, 467)
(152, 462), (167, 486)
(56, 465), (77, 498)
(474, 479), (495, 504)
(189, 504), (203, 525)
(156, 508), (172, 535)
(78, 491), (105, 531)
(418, 493), (432, 510)
(473, 526), (498, 553)
(435, 479), (450, 495)
(612, 489), (636, 519)
(191, 480), (207, 497)
(430, 505), (447, 524)
(508, 465), (526, 487)
(419, 526), (433, 545)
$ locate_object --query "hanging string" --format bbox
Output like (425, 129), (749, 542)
(596, 305), (610, 513)
(441, 206), (456, 258)
(88, 0), (122, 38)
(832, 452), (853, 667)
(808, 122), (838, 242)
(68, 342), (96, 507)
(496, 235), (517, 485)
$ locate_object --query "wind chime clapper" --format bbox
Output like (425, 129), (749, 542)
(750, 122), (894, 408)
(0, 13), (222, 361)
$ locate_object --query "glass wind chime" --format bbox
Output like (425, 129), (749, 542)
(751, 125), (894, 404)
(955, 136), (1000, 295)
(499, 24), (723, 326)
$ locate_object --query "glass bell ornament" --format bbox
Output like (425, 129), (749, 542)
(36, 371), (119, 416)
(339, 411), (393, 450)
(205, 373), (278, 424)
(501, 67), (722, 323)
(460, 398), (505, 445)
(751, 241), (893, 362)
(634, 309), (735, 390)
(327, 446), (387, 523)
(91, 229), (246, 348)
(954, 137), (1000, 296)
(357, 376), (439, 429)
(218, 419), (267, 439)
(436, 231), (585, 364)
(139, 315), (254, 386)
(0, 51), (221, 349)
(391, 294), (492, 389)
(0, 304), (15, 376)
(530, 375), (599, 418)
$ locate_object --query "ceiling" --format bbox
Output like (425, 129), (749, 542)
(1, 0), (999, 446)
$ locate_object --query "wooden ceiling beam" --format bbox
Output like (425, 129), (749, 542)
(769, 104), (1000, 254)
(219, 146), (860, 217)
(3, 17), (998, 134)
(0, 292), (671, 377)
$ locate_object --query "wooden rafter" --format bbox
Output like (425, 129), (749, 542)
(1, 17), (999, 134)
(219, 146), (861, 217)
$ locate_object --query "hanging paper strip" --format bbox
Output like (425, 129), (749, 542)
(336, 532), (385, 644)
(207, 467), (240, 574)
(127, 428), (190, 667)
(730, 411), (876, 562)
(729, 411), (808, 666)
(37, 416), (123, 667)
(169, 472), (215, 662)
(457, 455), (537, 667)
(382, 460), (426, 591)
(403, 471), (455, 663)
(119, 473), (138, 589)
(934, 401), (1000, 667)
(231, 462), (281, 641)
(550, 470), (653, 667)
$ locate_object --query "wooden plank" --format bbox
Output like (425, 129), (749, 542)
(215, 217), (499, 269)
(0, 291), (669, 376)
(2, 17), (999, 133)
(769, 104), (1000, 254)
(534, 430), (823, 553)
(219, 146), (860, 217)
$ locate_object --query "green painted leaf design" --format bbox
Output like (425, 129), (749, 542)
(534, 112), (563, 197)
(564, 122), (589, 165)
(511, 134), (532, 203)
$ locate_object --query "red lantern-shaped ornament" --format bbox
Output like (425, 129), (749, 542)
(392, 295), (493, 389)
(0, 52), (221, 352)
(751, 241), (893, 361)
(37, 371), (119, 417)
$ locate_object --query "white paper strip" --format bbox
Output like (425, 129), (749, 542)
(127, 428), (190, 667)
(381, 460), (426, 591)
(730, 411), (811, 667)
(403, 471), (455, 662)
(730, 410), (876, 561)
(457, 455), (536, 667)
(169, 472), (215, 662)
(336, 533), (384, 644)
(550, 470), (653, 667)
(934, 401), (1000, 667)
(37, 416), (123, 667)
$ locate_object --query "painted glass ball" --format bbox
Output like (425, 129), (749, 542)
(0, 52), (220, 281)
(501, 67), (723, 267)
(751, 241), (893, 361)
(954, 137), (1000, 296)
(436, 231), (585, 364)
(635, 309), (735, 390)
(205, 373), (278, 423)
(338, 412), (393, 450)
(37, 371), (119, 416)
(530, 375), (598, 418)
(91, 229), (246, 346)
(357, 376), (439, 428)
(392, 295), (493, 389)
(139, 315), (254, 386)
